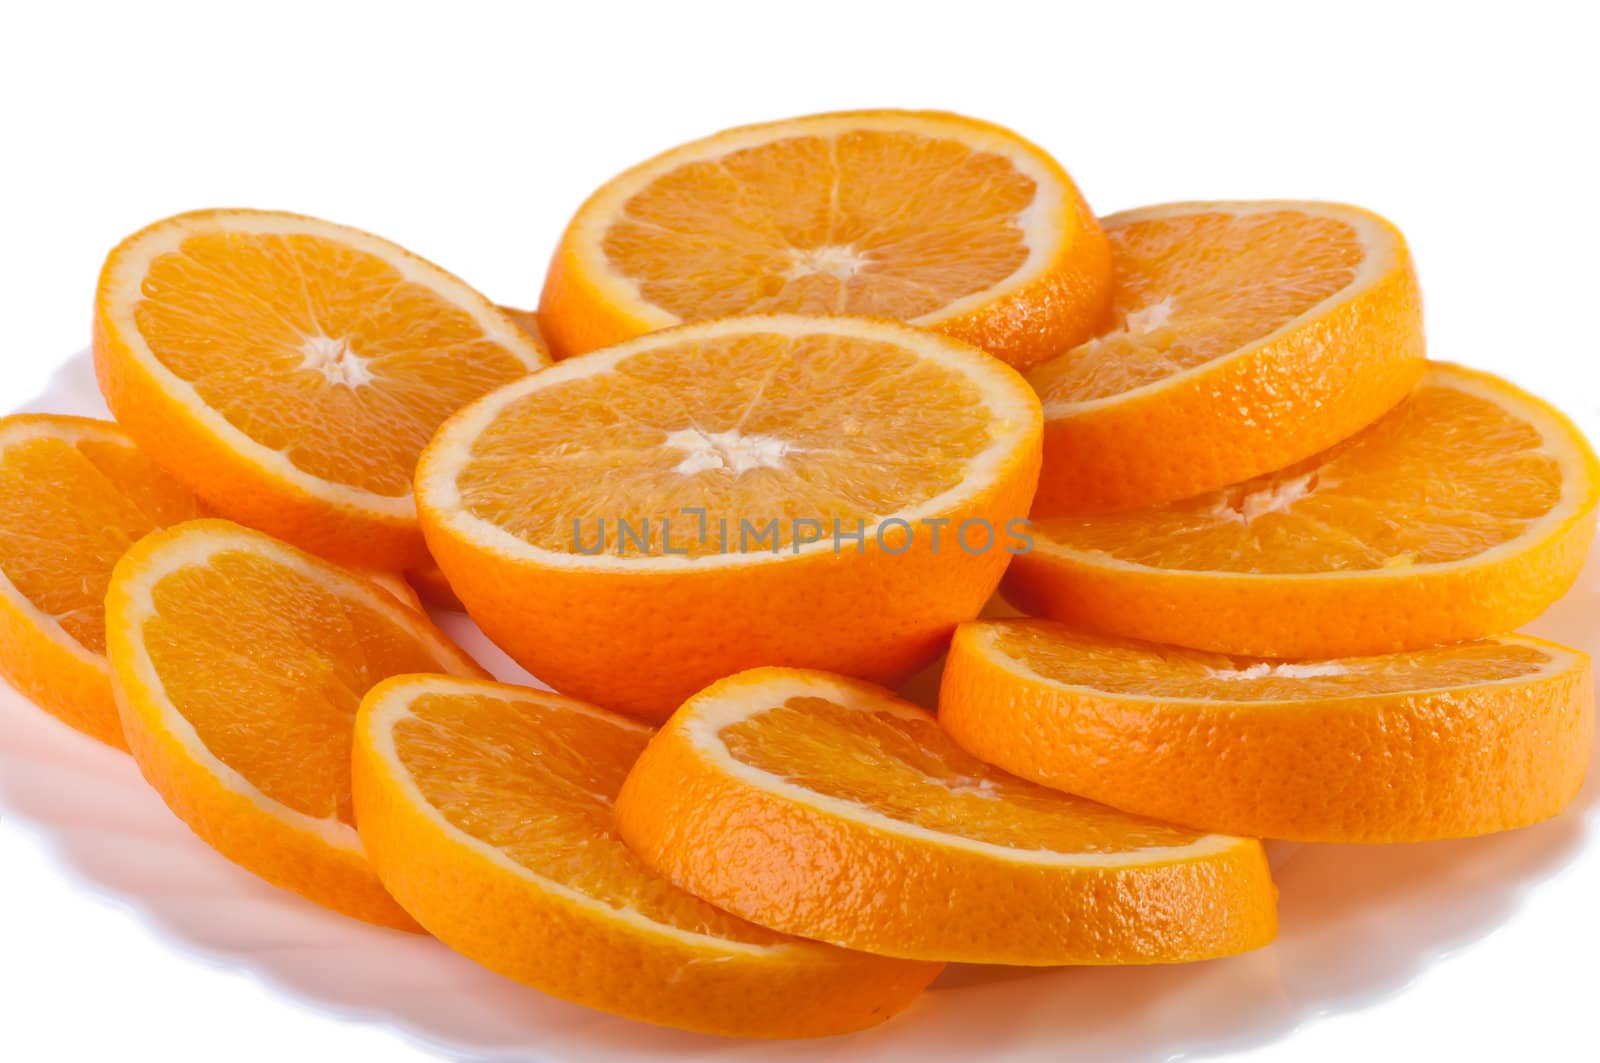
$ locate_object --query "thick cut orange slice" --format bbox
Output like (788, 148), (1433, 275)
(538, 110), (1112, 369)
(417, 315), (1042, 720)
(1007, 363), (1600, 657)
(1028, 201), (1424, 514)
(615, 667), (1277, 965)
(94, 209), (550, 569)
(105, 519), (484, 928)
(353, 674), (941, 1037)
(0, 414), (207, 747)
(941, 621), (1593, 842)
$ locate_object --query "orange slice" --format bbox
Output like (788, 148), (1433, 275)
(941, 620), (1593, 842)
(614, 667), (1277, 965)
(105, 519), (484, 928)
(538, 109), (1112, 370)
(417, 314), (1042, 720)
(496, 304), (545, 347)
(1007, 363), (1600, 657)
(353, 674), (941, 1037)
(0, 414), (207, 748)
(1027, 201), (1424, 514)
(94, 209), (550, 569)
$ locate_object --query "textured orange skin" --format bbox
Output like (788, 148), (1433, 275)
(1006, 505), (1597, 660)
(615, 668), (1278, 965)
(105, 520), (487, 930)
(350, 675), (941, 1039)
(939, 623), (1595, 843)
(422, 460), (1040, 723)
(0, 588), (123, 749)
(537, 110), (1114, 370)
(417, 331), (1044, 722)
(1033, 206), (1426, 515)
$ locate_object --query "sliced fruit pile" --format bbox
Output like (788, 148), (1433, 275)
(0, 107), (1593, 1040)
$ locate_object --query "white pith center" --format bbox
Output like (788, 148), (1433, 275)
(298, 334), (372, 388)
(665, 427), (793, 476)
(1075, 296), (1177, 353)
(784, 244), (868, 281)
(1213, 470), (1324, 524)
(1206, 661), (1350, 680)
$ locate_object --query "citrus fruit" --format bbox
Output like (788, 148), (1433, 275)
(1027, 200), (1424, 514)
(941, 620), (1593, 842)
(352, 674), (941, 1037)
(0, 414), (206, 748)
(105, 518), (484, 928)
(93, 209), (550, 569)
(1007, 363), (1600, 657)
(538, 109), (1112, 369)
(614, 667), (1277, 965)
(416, 314), (1043, 721)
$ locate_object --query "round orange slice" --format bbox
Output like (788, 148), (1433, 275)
(94, 209), (550, 569)
(614, 667), (1277, 965)
(538, 109), (1112, 369)
(416, 314), (1043, 721)
(352, 674), (941, 1037)
(0, 414), (207, 748)
(941, 620), (1594, 842)
(1007, 363), (1600, 657)
(105, 518), (484, 928)
(1027, 201), (1424, 514)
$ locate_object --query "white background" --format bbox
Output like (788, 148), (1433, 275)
(3, 2), (1599, 1060)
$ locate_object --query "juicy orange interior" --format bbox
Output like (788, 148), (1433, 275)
(718, 695), (1203, 853)
(392, 688), (784, 943)
(602, 131), (1036, 320)
(1036, 378), (1565, 573)
(1029, 210), (1362, 405)
(143, 550), (448, 822)
(0, 430), (205, 653)
(991, 622), (1554, 701)
(458, 331), (999, 557)
(132, 231), (533, 496)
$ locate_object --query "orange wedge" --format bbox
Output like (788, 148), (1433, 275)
(941, 621), (1594, 842)
(615, 667), (1277, 965)
(94, 209), (550, 569)
(105, 519), (484, 928)
(417, 315), (1042, 720)
(1027, 201), (1424, 514)
(1007, 363), (1600, 657)
(0, 414), (207, 748)
(538, 109), (1112, 369)
(352, 675), (941, 1037)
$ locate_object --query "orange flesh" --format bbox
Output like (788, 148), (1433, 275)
(718, 696), (1204, 853)
(0, 432), (205, 653)
(142, 551), (449, 822)
(132, 232), (533, 496)
(990, 623), (1555, 701)
(458, 332), (998, 557)
(1029, 210), (1362, 404)
(603, 132), (1035, 320)
(1034, 381), (1564, 573)
(391, 689), (784, 943)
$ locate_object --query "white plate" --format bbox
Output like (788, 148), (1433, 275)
(3, 349), (1597, 1062)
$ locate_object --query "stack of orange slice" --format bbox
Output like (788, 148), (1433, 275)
(0, 106), (1593, 1043)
